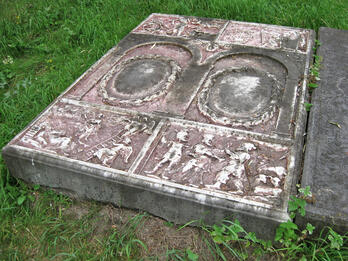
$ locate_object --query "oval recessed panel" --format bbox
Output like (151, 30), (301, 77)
(198, 67), (281, 126)
(113, 59), (171, 100)
(209, 70), (274, 118)
(99, 55), (180, 106)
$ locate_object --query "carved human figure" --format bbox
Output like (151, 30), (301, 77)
(176, 134), (226, 186)
(22, 123), (76, 154)
(93, 137), (133, 166)
(78, 113), (103, 145)
(121, 116), (156, 137)
(191, 144), (225, 162)
(209, 143), (256, 193)
(146, 130), (188, 173)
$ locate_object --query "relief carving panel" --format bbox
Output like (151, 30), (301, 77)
(136, 122), (289, 206)
(217, 21), (309, 52)
(133, 14), (226, 39)
(17, 102), (158, 171)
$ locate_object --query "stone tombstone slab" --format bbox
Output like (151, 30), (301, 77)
(300, 27), (348, 234)
(2, 14), (314, 239)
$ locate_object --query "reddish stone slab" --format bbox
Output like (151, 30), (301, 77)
(2, 14), (315, 239)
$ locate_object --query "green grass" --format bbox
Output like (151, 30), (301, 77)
(1, 0), (348, 260)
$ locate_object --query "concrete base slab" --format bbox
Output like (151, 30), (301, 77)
(299, 27), (348, 234)
(2, 14), (314, 239)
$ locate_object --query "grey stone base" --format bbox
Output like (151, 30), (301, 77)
(3, 145), (283, 240)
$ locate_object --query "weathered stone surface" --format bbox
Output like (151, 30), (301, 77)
(2, 14), (315, 239)
(299, 27), (348, 234)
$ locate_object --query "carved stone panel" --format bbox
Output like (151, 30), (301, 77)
(133, 13), (226, 40)
(3, 14), (314, 238)
(136, 121), (289, 206)
(217, 21), (309, 52)
(15, 102), (158, 171)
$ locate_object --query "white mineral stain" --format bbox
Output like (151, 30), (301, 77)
(161, 136), (167, 144)
(209, 158), (244, 190)
(270, 177), (281, 187)
(269, 167), (286, 177)
(49, 134), (71, 150)
(22, 136), (41, 148)
(226, 149), (250, 163)
(253, 140), (287, 151)
(139, 64), (155, 74)
(146, 142), (184, 173)
(94, 144), (133, 165)
(258, 166), (286, 178)
(221, 76), (260, 97)
(258, 174), (268, 184)
(193, 144), (224, 161)
(37, 132), (47, 145)
(176, 130), (188, 142)
(257, 174), (281, 187)
(237, 152), (250, 163)
(182, 158), (199, 173)
(283, 31), (298, 40)
(144, 68), (155, 74)
(195, 194), (207, 203)
(203, 133), (214, 146)
(254, 186), (282, 196)
(123, 137), (131, 144)
(241, 143), (256, 151)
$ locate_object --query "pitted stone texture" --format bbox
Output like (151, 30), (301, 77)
(2, 14), (314, 239)
(300, 27), (348, 234)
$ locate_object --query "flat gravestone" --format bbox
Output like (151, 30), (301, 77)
(2, 14), (314, 239)
(299, 27), (348, 234)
